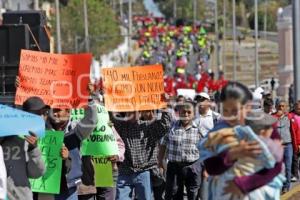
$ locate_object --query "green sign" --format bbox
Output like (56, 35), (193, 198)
(79, 104), (119, 156)
(92, 156), (114, 187)
(30, 131), (64, 194)
(70, 108), (85, 121)
(81, 124), (119, 156)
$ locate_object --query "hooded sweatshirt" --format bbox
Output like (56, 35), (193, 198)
(1, 136), (45, 200)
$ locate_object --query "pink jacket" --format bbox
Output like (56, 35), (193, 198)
(112, 126), (125, 162)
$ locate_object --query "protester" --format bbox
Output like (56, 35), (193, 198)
(159, 101), (202, 200)
(0, 145), (6, 200)
(1, 97), (46, 200)
(198, 81), (284, 200)
(140, 110), (166, 200)
(194, 92), (221, 137)
(272, 100), (295, 193)
(78, 122), (125, 200)
(113, 104), (171, 200)
(199, 110), (285, 200)
(193, 92), (221, 199)
(44, 86), (98, 200)
(289, 101), (300, 182)
(263, 98), (274, 114)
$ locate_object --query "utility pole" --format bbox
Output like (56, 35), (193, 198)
(55, 0), (62, 53)
(34, 0), (39, 10)
(173, 0), (177, 19)
(255, 0), (259, 88)
(223, 0), (226, 73)
(215, 0), (220, 73)
(120, 0), (123, 20)
(293, 0), (300, 100)
(193, 0), (197, 25)
(232, 0), (236, 81)
(83, 0), (90, 52)
(128, 0), (132, 64)
(264, 0), (268, 40)
(6, 0), (12, 10)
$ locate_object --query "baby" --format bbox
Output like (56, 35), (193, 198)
(199, 111), (285, 200)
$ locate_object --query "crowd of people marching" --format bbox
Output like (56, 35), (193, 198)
(133, 16), (227, 97)
(2, 81), (300, 200)
(1, 16), (300, 200)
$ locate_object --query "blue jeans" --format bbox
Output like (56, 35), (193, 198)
(116, 170), (152, 200)
(55, 187), (78, 200)
(283, 143), (293, 190)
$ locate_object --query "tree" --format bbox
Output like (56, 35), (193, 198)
(157, 0), (206, 22)
(50, 0), (122, 56)
(248, 1), (283, 31)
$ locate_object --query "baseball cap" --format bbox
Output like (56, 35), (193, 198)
(245, 111), (277, 134)
(194, 92), (210, 102)
(22, 96), (49, 112)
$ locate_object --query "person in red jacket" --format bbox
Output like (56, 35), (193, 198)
(290, 100), (300, 181)
(164, 76), (175, 96)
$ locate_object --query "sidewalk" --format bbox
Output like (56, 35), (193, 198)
(281, 184), (300, 200)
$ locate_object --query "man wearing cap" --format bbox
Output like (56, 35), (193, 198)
(193, 92), (221, 199)
(45, 87), (98, 200)
(193, 92), (221, 137)
(1, 96), (47, 200)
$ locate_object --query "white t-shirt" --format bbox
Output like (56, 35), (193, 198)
(194, 109), (221, 137)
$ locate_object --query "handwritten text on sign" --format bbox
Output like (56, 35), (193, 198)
(15, 50), (92, 108)
(101, 65), (166, 111)
(30, 131), (64, 194)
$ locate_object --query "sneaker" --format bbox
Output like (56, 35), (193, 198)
(291, 176), (298, 182)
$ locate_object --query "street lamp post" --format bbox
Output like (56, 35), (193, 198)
(293, 0), (300, 100)
(83, 0), (90, 52)
(232, 0), (236, 81)
(193, 0), (197, 25)
(173, 0), (177, 19)
(55, 0), (62, 53)
(120, 0), (123, 20)
(34, 0), (39, 10)
(215, 0), (220, 74)
(223, 0), (226, 73)
(128, 0), (132, 64)
(264, 0), (268, 40)
(255, 0), (259, 88)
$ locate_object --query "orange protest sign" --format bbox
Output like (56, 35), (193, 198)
(15, 50), (92, 108)
(101, 64), (166, 112)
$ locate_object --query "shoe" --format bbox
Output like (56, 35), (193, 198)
(281, 188), (289, 195)
(291, 176), (298, 182)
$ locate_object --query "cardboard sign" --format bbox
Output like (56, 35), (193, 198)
(80, 105), (118, 156)
(30, 131), (64, 194)
(177, 89), (196, 100)
(15, 50), (92, 108)
(92, 156), (114, 187)
(101, 64), (166, 111)
(0, 104), (45, 137)
(81, 124), (119, 156)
